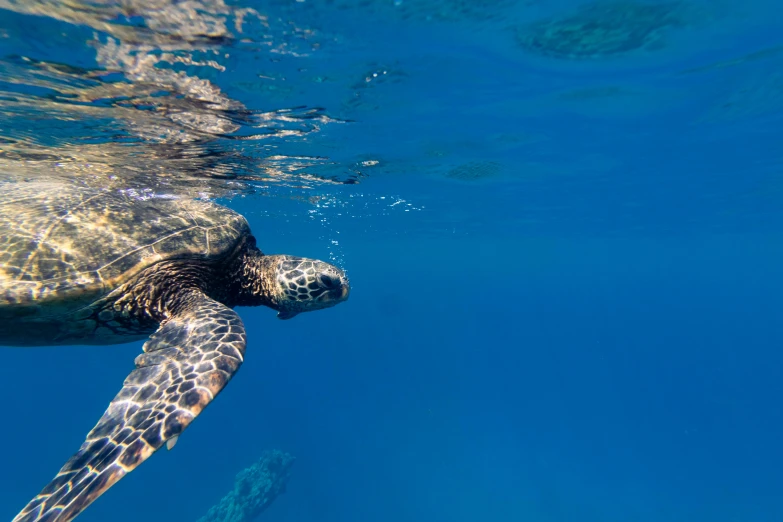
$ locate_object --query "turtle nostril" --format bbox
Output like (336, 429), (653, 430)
(320, 275), (340, 289)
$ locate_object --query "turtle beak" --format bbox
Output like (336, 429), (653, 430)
(333, 283), (350, 300)
(336, 274), (351, 300)
(277, 310), (298, 320)
(321, 280), (350, 303)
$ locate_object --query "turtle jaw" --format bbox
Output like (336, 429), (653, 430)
(276, 281), (349, 319)
(276, 309), (298, 320)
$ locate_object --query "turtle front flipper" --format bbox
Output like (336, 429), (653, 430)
(13, 292), (246, 522)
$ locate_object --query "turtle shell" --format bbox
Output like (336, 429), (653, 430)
(0, 181), (250, 317)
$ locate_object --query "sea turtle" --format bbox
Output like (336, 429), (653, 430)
(0, 181), (350, 522)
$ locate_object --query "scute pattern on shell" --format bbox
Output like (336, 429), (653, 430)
(0, 181), (249, 314)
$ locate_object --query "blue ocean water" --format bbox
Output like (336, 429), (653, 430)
(1, 0), (783, 521)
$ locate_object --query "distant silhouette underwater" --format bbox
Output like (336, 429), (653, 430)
(196, 450), (295, 522)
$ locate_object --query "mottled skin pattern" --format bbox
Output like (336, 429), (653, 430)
(0, 181), (350, 522)
(14, 293), (244, 522)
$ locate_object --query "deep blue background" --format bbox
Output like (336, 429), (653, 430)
(2, 0), (783, 521)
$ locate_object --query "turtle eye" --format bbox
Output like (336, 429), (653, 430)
(319, 274), (340, 289)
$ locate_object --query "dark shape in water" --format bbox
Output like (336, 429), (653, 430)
(445, 161), (502, 182)
(196, 450), (295, 522)
(517, 1), (684, 60)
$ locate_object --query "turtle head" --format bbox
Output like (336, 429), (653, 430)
(260, 254), (350, 320)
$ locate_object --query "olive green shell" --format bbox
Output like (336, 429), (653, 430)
(0, 181), (250, 316)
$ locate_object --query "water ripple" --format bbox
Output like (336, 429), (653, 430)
(0, 0), (353, 199)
